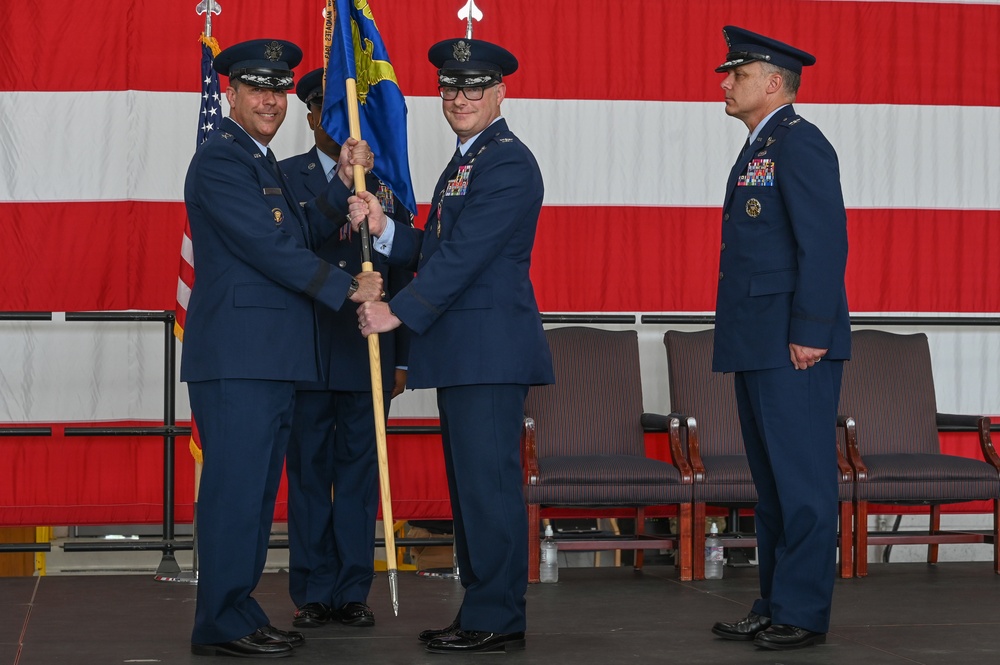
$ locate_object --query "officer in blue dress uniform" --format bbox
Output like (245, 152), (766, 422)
(708, 27), (850, 651)
(182, 39), (383, 659)
(347, 38), (554, 654)
(279, 68), (414, 631)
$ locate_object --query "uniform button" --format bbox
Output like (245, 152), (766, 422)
(723, 213), (730, 221)
(337, 260), (347, 268)
(720, 243), (726, 251)
(719, 271), (724, 280)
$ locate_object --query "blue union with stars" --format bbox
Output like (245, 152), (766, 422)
(198, 41), (222, 145)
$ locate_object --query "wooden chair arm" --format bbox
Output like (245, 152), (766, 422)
(641, 412), (693, 483)
(937, 412), (986, 430)
(977, 416), (1000, 470)
(935, 413), (1000, 470)
(838, 415), (866, 482)
(521, 416), (540, 485)
(834, 415), (853, 482)
(670, 412), (705, 483)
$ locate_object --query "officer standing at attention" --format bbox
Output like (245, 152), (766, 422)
(182, 39), (382, 658)
(280, 68), (414, 631)
(708, 27), (850, 651)
(347, 38), (554, 654)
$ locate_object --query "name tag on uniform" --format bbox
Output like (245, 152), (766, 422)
(263, 187), (283, 196)
(445, 165), (472, 196)
(737, 159), (775, 187)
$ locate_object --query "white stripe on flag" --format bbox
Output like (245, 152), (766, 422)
(4, 92), (999, 211)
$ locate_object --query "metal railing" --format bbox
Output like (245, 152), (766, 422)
(3, 311), (997, 560)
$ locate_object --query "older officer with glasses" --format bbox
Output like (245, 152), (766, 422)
(346, 37), (554, 654)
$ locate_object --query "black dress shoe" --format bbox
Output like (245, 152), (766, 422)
(418, 615), (460, 643)
(259, 625), (305, 648)
(332, 601), (375, 627)
(753, 624), (826, 650)
(426, 630), (526, 654)
(711, 611), (772, 641)
(293, 602), (332, 628)
(191, 630), (293, 658)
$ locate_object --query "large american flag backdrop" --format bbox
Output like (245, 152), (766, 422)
(1, 0), (998, 524)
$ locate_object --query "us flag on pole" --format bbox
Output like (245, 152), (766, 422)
(175, 34), (222, 342)
(176, 34), (221, 464)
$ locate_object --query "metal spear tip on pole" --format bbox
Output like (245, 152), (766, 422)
(195, 0), (221, 17)
(388, 569), (399, 616)
(195, 0), (221, 37)
(457, 0), (483, 39)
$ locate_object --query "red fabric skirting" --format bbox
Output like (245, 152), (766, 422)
(0, 423), (992, 526)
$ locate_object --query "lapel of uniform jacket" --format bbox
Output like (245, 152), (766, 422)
(300, 146), (330, 198)
(439, 118), (508, 188)
(223, 117), (309, 244)
(724, 105), (795, 208)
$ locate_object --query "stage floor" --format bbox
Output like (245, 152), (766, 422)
(3, 562), (999, 664)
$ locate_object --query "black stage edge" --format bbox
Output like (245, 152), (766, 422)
(4, 562), (1000, 664)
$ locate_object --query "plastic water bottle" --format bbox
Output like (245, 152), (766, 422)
(705, 521), (724, 579)
(540, 525), (559, 583)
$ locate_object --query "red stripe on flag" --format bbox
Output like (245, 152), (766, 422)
(174, 222), (195, 339)
(4, 202), (999, 314)
(0, 202), (187, 311)
(7, 1), (998, 107)
(529, 206), (1000, 313)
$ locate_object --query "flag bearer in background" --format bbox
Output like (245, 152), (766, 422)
(348, 37), (554, 654)
(182, 39), (383, 659)
(281, 68), (414, 632)
(708, 26), (850, 651)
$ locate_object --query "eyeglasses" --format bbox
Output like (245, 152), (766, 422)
(438, 82), (498, 101)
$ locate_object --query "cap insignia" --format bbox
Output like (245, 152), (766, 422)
(453, 40), (472, 63)
(264, 41), (283, 62)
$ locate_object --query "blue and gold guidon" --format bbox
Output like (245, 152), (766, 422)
(322, 0), (417, 215)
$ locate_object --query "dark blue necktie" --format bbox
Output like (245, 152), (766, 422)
(447, 147), (462, 173)
(264, 148), (282, 180)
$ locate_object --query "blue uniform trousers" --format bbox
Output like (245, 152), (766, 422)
(437, 384), (529, 634)
(286, 389), (386, 608)
(188, 378), (296, 644)
(735, 360), (843, 634)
